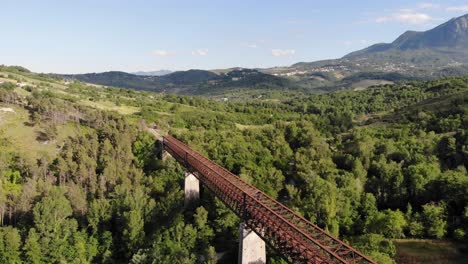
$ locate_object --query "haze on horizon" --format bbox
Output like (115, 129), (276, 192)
(2, 0), (468, 74)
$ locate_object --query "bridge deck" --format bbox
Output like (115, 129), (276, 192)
(163, 134), (376, 264)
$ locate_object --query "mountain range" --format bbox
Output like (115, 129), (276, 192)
(62, 14), (468, 95)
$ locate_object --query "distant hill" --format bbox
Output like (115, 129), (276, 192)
(163, 70), (219, 86)
(132, 70), (172, 76)
(61, 71), (161, 91)
(61, 68), (296, 95)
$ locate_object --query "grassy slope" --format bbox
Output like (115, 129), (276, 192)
(0, 104), (80, 162)
(0, 70), (143, 162)
(398, 90), (468, 114)
(395, 239), (468, 264)
(80, 100), (140, 115)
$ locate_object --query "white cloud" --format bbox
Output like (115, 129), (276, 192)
(152, 50), (174, 57)
(376, 10), (433, 24)
(418, 3), (440, 9)
(246, 44), (258, 48)
(271, 49), (295, 57)
(446, 5), (468, 12)
(192, 48), (209, 56)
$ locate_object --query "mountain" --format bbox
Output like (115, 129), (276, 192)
(262, 14), (468, 91)
(353, 14), (468, 53)
(345, 14), (468, 62)
(61, 68), (296, 95)
(132, 70), (172, 76)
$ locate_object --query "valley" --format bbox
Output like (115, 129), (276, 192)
(0, 65), (467, 263)
(1, 4), (468, 263)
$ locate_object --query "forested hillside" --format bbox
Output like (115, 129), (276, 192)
(61, 68), (296, 95)
(0, 65), (467, 263)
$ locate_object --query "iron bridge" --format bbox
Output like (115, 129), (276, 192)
(163, 134), (376, 264)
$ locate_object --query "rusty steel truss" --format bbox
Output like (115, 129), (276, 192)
(163, 134), (376, 264)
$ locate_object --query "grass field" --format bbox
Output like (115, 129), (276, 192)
(0, 104), (81, 162)
(235, 123), (272, 131)
(79, 99), (140, 115)
(0, 71), (68, 90)
(394, 239), (468, 264)
(1, 71), (141, 164)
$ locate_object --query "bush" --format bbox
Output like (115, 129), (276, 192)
(453, 228), (466, 241)
(0, 82), (16, 91)
(408, 219), (424, 237)
(353, 234), (396, 260)
(421, 203), (447, 238)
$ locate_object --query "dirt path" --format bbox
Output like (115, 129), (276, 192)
(146, 127), (165, 141)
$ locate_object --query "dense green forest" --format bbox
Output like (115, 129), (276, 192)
(0, 66), (467, 263)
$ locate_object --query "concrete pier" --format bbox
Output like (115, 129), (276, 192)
(161, 149), (170, 161)
(238, 223), (266, 264)
(156, 139), (171, 161)
(184, 172), (200, 209)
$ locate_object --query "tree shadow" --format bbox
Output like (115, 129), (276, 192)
(36, 131), (49, 142)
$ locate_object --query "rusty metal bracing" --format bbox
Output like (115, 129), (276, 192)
(163, 134), (376, 264)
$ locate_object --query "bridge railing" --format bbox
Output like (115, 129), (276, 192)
(163, 134), (375, 264)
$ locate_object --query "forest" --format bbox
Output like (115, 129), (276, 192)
(0, 66), (467, 263)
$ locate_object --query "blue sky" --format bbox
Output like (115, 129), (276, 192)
(1, 0), (468, 73)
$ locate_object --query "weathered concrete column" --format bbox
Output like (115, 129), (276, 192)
(161, 149), (170, 161)
(238, 223), (266, 264)
(156, 139), (171, 161)
(184, 172), (200, 209)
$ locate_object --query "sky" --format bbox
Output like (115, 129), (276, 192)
(1, 0), (468, 74)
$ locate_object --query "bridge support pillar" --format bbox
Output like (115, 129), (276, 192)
(184, 172), (199, 209)
(161, 150), (170, 161)
(157, 140), (171, 161)
(238, 223), (266, 264)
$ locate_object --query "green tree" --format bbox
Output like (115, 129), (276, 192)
(87, 198), (112, 233)
(23, 228), (42, 264)
(73, 231), (98, 264)
(353, 234), (396, 264)
(421, 203), (446, 238)
(32, 187), (97, 263)
(453, 228), (466, 241)
(150, 217), (197, 264)
(366, 209), (407, 238)
(204, 246), (217, 264)
(367, 157), (405, 208)
(0, 226), (22, 264)
(132, 132), (157, 170)
(194, 206), (215, 255)
(289, 173), (339, 235)
(115, 183), (156, 257)
(405, 162), (439, 203)
(407, 217), (424, 237)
